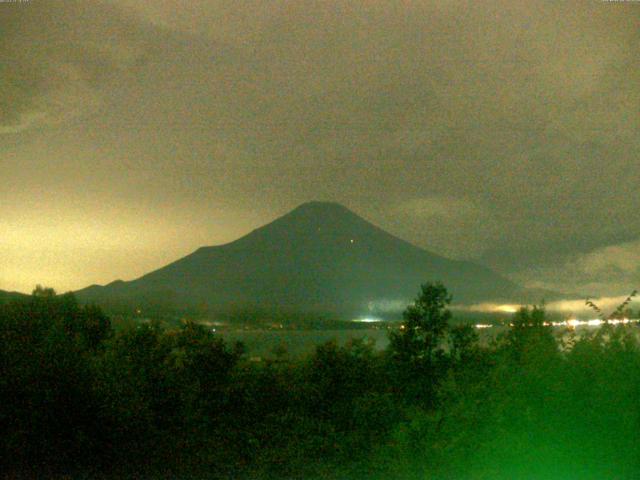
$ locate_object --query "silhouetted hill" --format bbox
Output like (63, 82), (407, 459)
(76, 202), (541, 317)
(0, 290), (29, 304)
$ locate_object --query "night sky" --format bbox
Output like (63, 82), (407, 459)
(1, 0), (639, 301)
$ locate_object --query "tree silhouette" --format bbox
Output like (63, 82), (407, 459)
(586, 289), (637, 322)
(32, 284), (56, 297)
(389, 282), (452, 364)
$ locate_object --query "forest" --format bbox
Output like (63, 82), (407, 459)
(2, 283), (640, 479)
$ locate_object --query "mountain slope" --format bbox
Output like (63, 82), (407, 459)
(76, 202), (529, 316)
(0, 290), (29, 304)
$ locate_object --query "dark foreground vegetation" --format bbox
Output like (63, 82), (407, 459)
(2, 284), (640, 479)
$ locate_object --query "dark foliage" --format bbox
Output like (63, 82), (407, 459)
(2, 284), (640, 479)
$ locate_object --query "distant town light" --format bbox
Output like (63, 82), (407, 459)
(496, 304), (518, 313)
(352, 316), (382, 323)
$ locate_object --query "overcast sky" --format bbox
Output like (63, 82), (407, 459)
(1, 0), (639, 298)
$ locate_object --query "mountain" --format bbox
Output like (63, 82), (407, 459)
(76, 201), (534, 317)
(0, 290), (29, 304)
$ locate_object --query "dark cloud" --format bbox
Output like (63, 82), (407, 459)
(1, 0), (639, 295)
(0, 0), (159, 132)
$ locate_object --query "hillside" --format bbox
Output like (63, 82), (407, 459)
(0, 290), (29, 304)
(76, 202), (534, 317)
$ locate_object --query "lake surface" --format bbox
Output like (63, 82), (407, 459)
(219, 328), (391, 358)
(218, 322), (640, 359)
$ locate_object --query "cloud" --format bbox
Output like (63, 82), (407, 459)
(580, 240), (640, 276)
(0, 0), (158, 134)
(511, 238), (640, 298)
(461, 294), (639, 317)
(547, 295), (637, 316)
(397, 197), (485, 221)
(1, 0), (640, 294)
(386, 197), (500, 259)
(0, 112), (46, 135)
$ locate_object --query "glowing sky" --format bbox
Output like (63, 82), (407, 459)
(1, 0), (639, 296)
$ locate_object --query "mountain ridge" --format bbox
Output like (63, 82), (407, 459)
(0, 290), (30, 304)
(75, 201), (543, 317)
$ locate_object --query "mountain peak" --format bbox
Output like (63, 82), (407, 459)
(287, 201), (356, 219)
(76, 201), (526, 314)
(251, 201), (373, 241)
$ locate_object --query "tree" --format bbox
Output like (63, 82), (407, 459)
(0, 288), (105, 472)
(449, 323), (479, 363)
(32, 285), (56, 298)
(586, 290), (637, 322)
(503, 305), (556, 363)
(389, 282), (452, 364)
